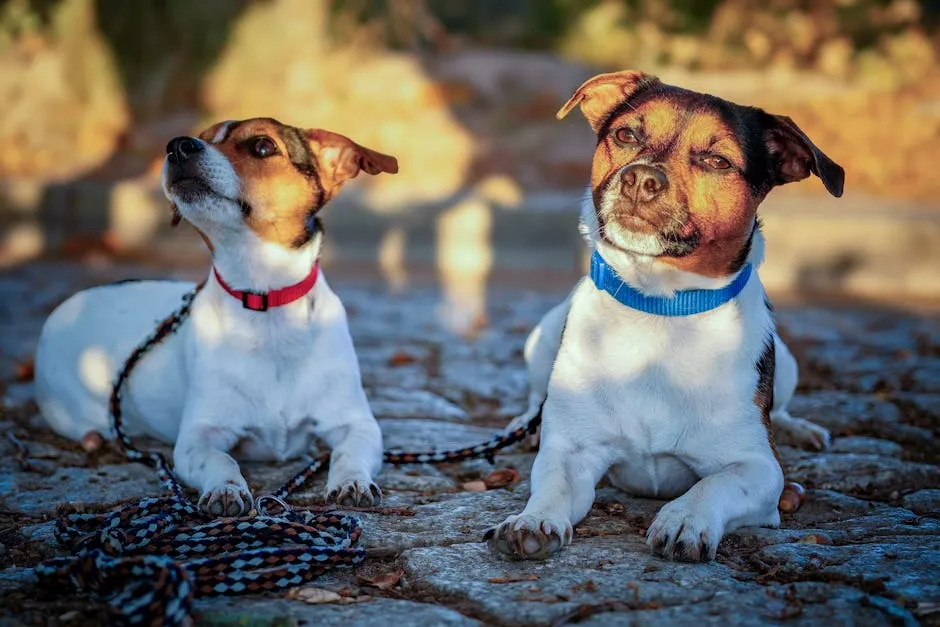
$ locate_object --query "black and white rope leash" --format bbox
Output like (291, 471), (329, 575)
(34, 281), (541, 626)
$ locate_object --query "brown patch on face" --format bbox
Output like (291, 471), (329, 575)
(755, 336), (780, 463)
(590, 96), (758, 276)
(559, 69), (845, 278)
(195, 118), (397, 248)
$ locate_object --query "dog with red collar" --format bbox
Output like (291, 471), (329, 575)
(34, 117), (397, 516)
(488, 70), (843, 562)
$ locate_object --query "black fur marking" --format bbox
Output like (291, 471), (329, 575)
(280, 125), (320, 180)
(290, 215), (324, 250)
(755, 333), (777, 457)
(756, 336), (775, 410)
(729, 218), (758, 273)
(238, 199), (253, 218)
(219, 121), (242, 143)
(660, 228), (701, 257)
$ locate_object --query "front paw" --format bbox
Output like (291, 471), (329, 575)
(646, 500), (721, 562)
(198, 479), (253, 517)
(772, 412), (831, 451)
(326, 479), (382, 507)
(484, 513), (573, 560)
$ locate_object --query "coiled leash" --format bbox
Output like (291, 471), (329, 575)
(34, 282), (541, 626)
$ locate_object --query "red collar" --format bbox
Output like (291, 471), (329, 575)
(212, 264), (319, 311)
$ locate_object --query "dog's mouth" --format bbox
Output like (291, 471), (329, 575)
(168, 176), (211, 197)
(597, 207), (701, 258)
(165, 170), (242, 208)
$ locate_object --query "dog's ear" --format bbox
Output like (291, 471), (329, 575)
(557, 70), (658, 133)
(307, 129), (398, 194)
(765, 115), (844, 198)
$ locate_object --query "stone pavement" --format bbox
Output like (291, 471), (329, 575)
(0, 260), (938, 626)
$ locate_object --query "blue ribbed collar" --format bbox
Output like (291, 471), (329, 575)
(589, 250), (752, 316)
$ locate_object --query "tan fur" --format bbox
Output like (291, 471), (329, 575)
(559, 69), (843, 278)
(195, 118), (397, 248)
(591, 98), (758, 277)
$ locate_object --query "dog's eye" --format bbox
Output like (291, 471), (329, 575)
(702, 155), (731, 170)
(614, 128), (639, 145)
(250, 137), (278, 158)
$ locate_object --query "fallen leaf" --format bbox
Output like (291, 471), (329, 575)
(483, 468), (521, 489)
(388, 351), (417, 367)
(462, 480), (487, 492)
(358, 568), (404, 590)
(604, 502), (625, 515)
(81, 431), (104, 454)
(285, 587), (343, 604)
(488, 574), (539, 584)
(571, 580), (598, 593)
(14, 360), (34, 382)
(778, 482), (806, 513)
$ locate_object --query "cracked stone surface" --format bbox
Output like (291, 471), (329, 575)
(1, 260), (938, 626)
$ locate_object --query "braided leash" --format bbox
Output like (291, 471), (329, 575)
(35, 282), (541, 626)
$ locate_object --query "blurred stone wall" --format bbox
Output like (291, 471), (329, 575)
(1, 0), (940, 272)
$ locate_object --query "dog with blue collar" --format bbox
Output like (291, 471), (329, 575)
(487, 70), (844, 563)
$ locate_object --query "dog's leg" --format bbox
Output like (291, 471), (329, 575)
(504, 290), (575, 446)
(174, 423), (252, 517)
(486, 434), (608, 560)
(646, 455), (783, 562)
(317, 401), (383, 507)
(769, 332), (830, 450)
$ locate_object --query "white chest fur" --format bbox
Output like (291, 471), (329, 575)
(542, 272), (775, 496)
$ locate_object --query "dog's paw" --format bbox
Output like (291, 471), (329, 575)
(771, 412), (831, 451)
(484, 513), (573, 560)
(326, 479), (382, 507)
(198, 480), (252, 517)
(646, 500), (722, 562)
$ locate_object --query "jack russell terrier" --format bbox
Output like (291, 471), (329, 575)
(487, 70), (844, 562)
(34, 117), (397, 516)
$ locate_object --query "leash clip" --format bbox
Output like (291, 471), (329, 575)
(254, 494), (292, 516)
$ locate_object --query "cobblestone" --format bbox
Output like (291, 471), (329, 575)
(0, 260), (938, 626)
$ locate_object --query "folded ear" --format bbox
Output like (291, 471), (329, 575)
(557, 70), (658, 133)
(765, 115), (845, 197)
(306, 129), (399, 192)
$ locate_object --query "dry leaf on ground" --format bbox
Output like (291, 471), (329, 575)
(14, 360), (34, 382)
(483, 468), (521, 489)
(488, 573), (539, 584)
(357, 568), (404, 590)
(285, 587), (344, 604)
(388, 351), (417, 367)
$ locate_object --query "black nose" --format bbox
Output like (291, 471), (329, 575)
(622, 164), (668, 202)
(166, 136), (203, 164)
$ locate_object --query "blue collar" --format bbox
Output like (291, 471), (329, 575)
(589, 250), (752, 316)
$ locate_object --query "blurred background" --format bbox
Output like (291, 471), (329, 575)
(1, 0), (939, 333)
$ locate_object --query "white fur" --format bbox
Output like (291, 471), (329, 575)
(491, 190), (830, 561)
(34, 138), (383, 515)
